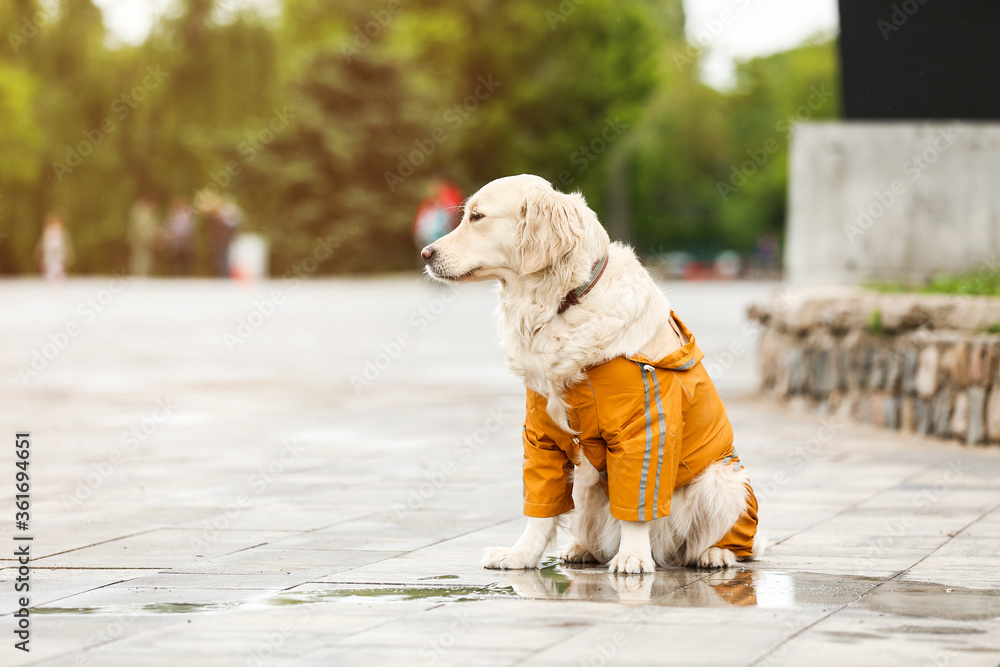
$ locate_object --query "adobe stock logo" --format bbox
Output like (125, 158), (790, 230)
(877, 0), (930, 41)
(51, 67), (168, 182)
(6, 0), (57, 53)
(340, 0), (403, 59)
(384, 76), (501, 192)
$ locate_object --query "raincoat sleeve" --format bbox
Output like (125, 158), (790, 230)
(522, 389), (575, 518)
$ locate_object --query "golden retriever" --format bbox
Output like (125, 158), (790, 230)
(421, 174), (762, 573)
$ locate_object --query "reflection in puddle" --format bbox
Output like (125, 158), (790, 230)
(266, 585), (517, 605)
(32, 601), (241, 615)
(500, 562), (777, 608)
(494, 561), (1000, 621)
(31, 562), (1000, 621)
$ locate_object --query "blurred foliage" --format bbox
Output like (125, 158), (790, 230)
(926, 271), (1000, 297)
(868, 270), (1000, 297)
(0, 0), (839, 275)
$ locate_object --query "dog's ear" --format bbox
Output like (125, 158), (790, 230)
(517, 189), (586, 275)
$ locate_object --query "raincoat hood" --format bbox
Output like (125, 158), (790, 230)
(626, 311), (704, 371)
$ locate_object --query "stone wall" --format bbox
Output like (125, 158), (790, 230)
(751, 290), (1000, 445)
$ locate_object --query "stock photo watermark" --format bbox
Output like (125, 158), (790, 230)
(51, 66), (168, 182)
(672, 0), (754, 72)
(7, 0), (58, 53)
(411, 611), (472, 666)
(555, 117), (629, 189)
(17, 270), (132, 384)
(190, 438), (304, 552)
(225, 231), (345, 352)
(195, 105), (296, 209)
(351, 283), (462, 392)
(843, 124), (963, 244)
(245, 609), (313, 667)
(877, 0), (931, 41)
(224, 290), (287, 352)
(341, 0), (403, 59)
(384, 75), (502, 192)
(545, 0), (585, 29)
(759, 415), (843, 501)
(61, 397), (178, 510)
(716, 84), (834, 200)
(704, 286), (798, 381)
(859, 459), (968, 561)
(394, 408), (508, 518)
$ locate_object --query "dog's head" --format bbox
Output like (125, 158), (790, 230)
(422, 174), (610, 284)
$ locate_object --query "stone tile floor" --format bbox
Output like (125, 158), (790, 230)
(1, 276), (999, 666)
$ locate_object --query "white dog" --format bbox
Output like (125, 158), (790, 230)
(422, 174), (763, 573)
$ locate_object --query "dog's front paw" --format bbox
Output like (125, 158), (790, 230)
(558, 541), (598, 564)
(607, 551), (655, 575)
(696, 546), (737, 569)
(481, 546), (540, 570)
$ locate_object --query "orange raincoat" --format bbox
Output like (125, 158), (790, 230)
(522, 313), (758, 557)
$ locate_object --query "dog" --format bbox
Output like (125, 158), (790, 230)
(421, 174), (763, 574)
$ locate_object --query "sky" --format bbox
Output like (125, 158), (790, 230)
(90, 0), (278, 43)
(683, 0), (839, 87)
(91, 0), (839, 89)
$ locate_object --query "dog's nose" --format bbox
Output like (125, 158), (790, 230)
(421, 245), (435, 263)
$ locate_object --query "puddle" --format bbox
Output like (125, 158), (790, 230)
(264, 585), (517, 605)
(29, 564), (1000, 622)
(891, 625), (985, 635)
(491, 566), (1000, 620)
(32, 601), (241, 615)
(857, 581), (1000, 621)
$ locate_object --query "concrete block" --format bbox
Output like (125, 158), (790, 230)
(787, 123), (1000, 286)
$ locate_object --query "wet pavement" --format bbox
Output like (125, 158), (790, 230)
(1, 276), (999, 666)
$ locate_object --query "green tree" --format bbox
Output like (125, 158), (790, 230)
(236, 52), (432, 274)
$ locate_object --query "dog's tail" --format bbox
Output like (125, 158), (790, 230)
(744, 534), (768, 561)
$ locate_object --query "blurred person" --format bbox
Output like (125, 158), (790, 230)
(206, 196), (243, 277)
(754, 233), (780, 278)
(412, 177), (464, 251)
(127, 195), (159, 277)
(164, 197), (196, 276)
(35, 212), (74, 282)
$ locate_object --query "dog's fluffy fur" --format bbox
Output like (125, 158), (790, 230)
(424, 174), (762, 573)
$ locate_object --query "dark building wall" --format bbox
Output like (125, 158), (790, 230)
(838, 0), (1000, 119)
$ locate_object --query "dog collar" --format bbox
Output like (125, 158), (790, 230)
(558, 254), (609, 314)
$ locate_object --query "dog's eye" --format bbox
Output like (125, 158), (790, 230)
(469, 211), (485, 221)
